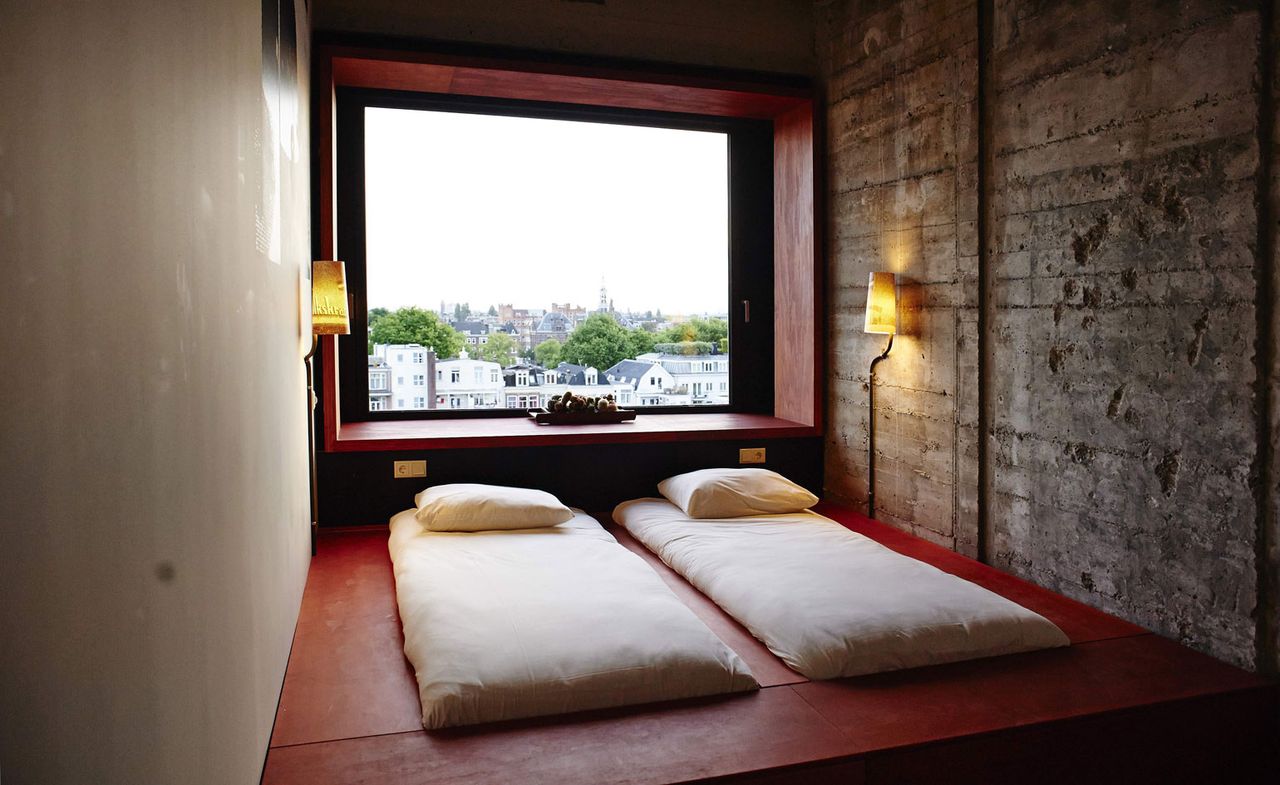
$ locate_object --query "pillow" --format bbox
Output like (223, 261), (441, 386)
(414, 483), (574, 532)
(657, 468), (818, 519)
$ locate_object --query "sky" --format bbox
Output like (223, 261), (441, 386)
(363, 106), (730, 317)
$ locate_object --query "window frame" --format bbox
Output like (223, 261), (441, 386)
(334, 87), (775, 423)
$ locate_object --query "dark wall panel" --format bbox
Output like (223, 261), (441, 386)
(318, 438), (823, 526)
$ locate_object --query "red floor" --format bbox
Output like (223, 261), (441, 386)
(262, 504), (1278, 785)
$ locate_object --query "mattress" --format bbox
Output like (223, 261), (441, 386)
(614, 498), (1069, 680)
(388, 508), (758, 729)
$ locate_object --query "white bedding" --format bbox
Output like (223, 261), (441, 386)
(388, 508), (757, 729)
(614, 499), (1069, 680)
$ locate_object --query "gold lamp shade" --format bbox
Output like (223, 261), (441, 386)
(312, 260), (351, 335)
(864, 271), (897, 335)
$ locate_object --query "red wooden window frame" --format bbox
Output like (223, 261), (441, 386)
(314, 45), (822, 451)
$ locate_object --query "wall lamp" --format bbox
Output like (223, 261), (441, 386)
(864, 271), (896, 520)
(306, 261), (350, 553)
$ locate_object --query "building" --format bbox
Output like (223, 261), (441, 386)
(550, 362), (630, 404)
(636, 351), (729, 405)
(371, 343), (437, 410)
(549, 302), (588, 324)
(433, 350), (505, 409)
(494, 361), (632, 409)
(530, 311), (574, 347)
(603, 358), (682, 407)
(496, 303), (534, 327)
(498, 362), (553, 409)
(6, 3), (1279, 785)
(453, 319), (491, 347)
(496, 305), (541, 349)
(367, 356), (393, 411)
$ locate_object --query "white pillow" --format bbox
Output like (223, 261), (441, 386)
(657, 468), (819, 519)
(414, 483), (574, 532)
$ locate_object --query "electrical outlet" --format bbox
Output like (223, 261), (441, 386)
(393, 460), (427, 479)
(738, 447), (766, 464)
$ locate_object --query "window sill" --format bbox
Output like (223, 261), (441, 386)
(329, 413), (818, 452)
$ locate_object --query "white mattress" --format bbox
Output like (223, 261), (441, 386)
(614, 499), (1069, 680)
(388, 508), (758, 729)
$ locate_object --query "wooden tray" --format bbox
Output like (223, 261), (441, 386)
(529, 409), (637, 425)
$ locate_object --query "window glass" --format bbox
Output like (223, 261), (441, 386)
(364, 106), (730, 413)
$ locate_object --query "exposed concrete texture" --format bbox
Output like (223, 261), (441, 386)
(818, 0), (982, 555)
(820, 0), (1278, 671)
(988, 0), (1262, 669)
(313, 0), (816, 75)
(1266, 0), (1280, 677)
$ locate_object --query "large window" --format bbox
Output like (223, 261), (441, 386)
(336, 89), (775, 422)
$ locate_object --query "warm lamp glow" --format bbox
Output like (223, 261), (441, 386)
(864, 271), (897, 335)
(312, 261), (350, 335)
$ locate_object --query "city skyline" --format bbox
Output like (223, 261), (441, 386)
(370, 296), (729, 321)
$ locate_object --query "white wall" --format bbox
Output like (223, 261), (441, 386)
(0, 2), (312, 783)
(313, 0), (816, 75)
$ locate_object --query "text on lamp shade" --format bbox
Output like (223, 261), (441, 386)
(312, 260), (351, 335)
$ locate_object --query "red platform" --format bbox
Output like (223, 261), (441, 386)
(262, 504), (1278, 784)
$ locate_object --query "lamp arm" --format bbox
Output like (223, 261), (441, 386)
(870, 333), (894, 369)
(867, 333), (894, 519)
(305, 333), (319, 555)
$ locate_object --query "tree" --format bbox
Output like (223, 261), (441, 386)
(691, 317), (728, 346)
(656, 322), (691, 344)
(369, 306), (465, 358)
(474, 332), (519, 365)
(453, 302), (471, 322)
(560, 313), (633, 371)
(534, 338), (562, 368)
(656, 317), (728, 350)
(367, 307), (390, 352)
(626, 328), (655, 359)
(655, 341), (714, 355)
(487, 304), (498, 317)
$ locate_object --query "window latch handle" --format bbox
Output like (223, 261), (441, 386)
(742, 299), (750, 324)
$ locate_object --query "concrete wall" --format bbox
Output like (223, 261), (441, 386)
(988, 0), (1265, 670)
(819, 0), (982, 553)
(313, 0), (816, 74)
(819, 0), (1278, 673)
(0, 1), (313, 783)
(1268, 0), (1280, 686)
